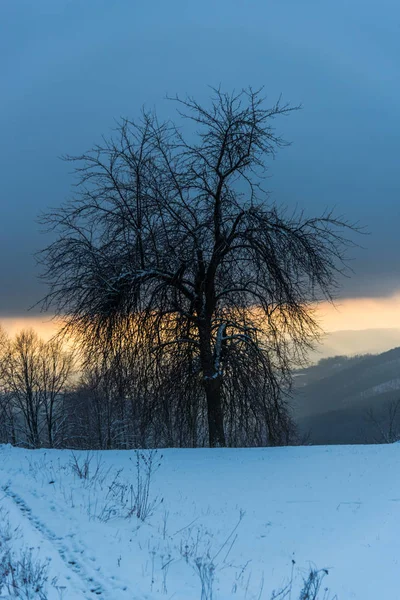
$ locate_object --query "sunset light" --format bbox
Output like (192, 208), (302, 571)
(2, 2), (400, 596)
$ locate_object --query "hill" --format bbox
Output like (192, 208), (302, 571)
(293, 346), (400, 443)
(309, 327), (400, 361)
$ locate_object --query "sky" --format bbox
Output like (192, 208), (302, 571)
(1, 0), (400, 342)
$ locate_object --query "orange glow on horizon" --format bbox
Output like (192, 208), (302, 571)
(315, 294), (400, 333)
(0, 316), (59, 341)
(2, 294), (400, 342)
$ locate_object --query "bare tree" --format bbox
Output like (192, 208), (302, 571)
(3, 330), (44, 447)
(39, 88), (356, 447)
(365, 399), (400, 444)
(39, 338), (74, 447)
(1, 329), (73, 448)
(0, 327), (16, 444)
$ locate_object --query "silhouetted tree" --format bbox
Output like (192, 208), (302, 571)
(39, 337), (74, 447)
(366, 399), (400, 444)
(0, 327), (15, 444)
(1, 330), (73, 448)
(39, 88), (355, 447)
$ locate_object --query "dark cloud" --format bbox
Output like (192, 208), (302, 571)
(1, 0), (399, 315)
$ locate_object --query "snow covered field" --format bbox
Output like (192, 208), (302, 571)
(1, 443), (399, 599)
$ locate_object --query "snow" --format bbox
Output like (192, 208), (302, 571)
(361, 377), (400, 397)
(1, 443), (399, 599)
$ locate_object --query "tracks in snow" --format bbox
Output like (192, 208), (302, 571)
(2, 482), (133, 600)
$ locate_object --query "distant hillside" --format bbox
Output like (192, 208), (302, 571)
(293, 346), (400, 444)
(309, 328), (400, 361)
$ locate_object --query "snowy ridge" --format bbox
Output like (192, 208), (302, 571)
(360, 377), (400, 398)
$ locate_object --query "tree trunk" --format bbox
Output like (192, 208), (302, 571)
(10, 414), (16, 446)
(203, 375), (226, 447)
(198, 320), (226, 447)
(48, 421), (53, 448)
(47, 400), (54, 448)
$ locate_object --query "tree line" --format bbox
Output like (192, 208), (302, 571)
(0, 326), (296, 449)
